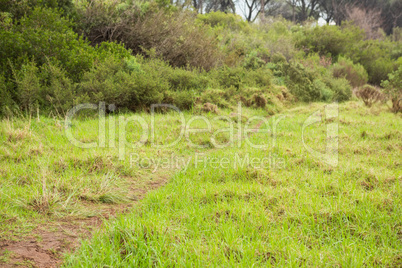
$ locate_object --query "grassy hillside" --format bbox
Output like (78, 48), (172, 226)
(3, 101), (398, 267)
(64, 102), (401, 267)
(1, 0), (401, 266)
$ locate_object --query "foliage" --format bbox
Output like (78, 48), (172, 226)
(381, 66), (402, 112)
(208, 66), (273, 90)
(347, 40), (398, 85)
(0, 73), (14, 116)
(322, 75), (352, 102)
(355, 85), (384, 107)
(40, 61), (76, 116)
(295, 22), (400, 86)
(0, 0), (75, 20)
(0, 7), (97, 82)
(163, 90), (197, 110)
(294, 23), (365, 58)
(12, 60), (41, 113)
(78, 56), (164, 110)
(198, 88), (231, 108)
(332, 56), (368, 88)
(0, 0), (398, 115)
(78, 1), (222, 70)
(197, 11), (250, 32)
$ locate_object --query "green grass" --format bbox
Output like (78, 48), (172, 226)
(61, 101), (401, 267)
(1, 101), (401, 266)
(0, 106), (265, 241)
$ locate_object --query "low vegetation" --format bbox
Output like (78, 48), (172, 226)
(0, 0), (401, 266)
(0, 0), (401, 117)
(59, 102), (399, 267)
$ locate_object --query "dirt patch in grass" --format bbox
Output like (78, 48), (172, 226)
(0, 174), (169, 268)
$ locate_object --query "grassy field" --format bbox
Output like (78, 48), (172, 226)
(1, 101), (401, 267)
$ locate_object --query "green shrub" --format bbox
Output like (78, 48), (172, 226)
(313, 79), (334, 102)
(13, 60), (41, 113)
(197, 11), (250, 32)
(284, 62), (320, 102)
(210, 66), (244, 90)
(381, 66), (402, 112)
(209, 66), (272, 90)
(245, 68), (273, 88)
(277, 58), (351, 103)
(163, 90), (196, 110)
(166, 68), (211, 91)
(271, 53), (287, 64)
(198, 89), (231, 108)
(0, 73), (14, 116)
(294, 23), (364, 58)
(0, 7), (98, 82)
(323, 76), (352, 102)
(78, 54), (177, 111)
(78, 57), (135, 109)
(40, 61), (75, 116)
(0, 0), (75, 20)
(97, 41), (133, 60)
(129, 61), (166, 110)
(364, 57), (395, 86)
(332, 57), (368, 88)
(260, 19), (299, 61)
(243, 50), (268, 70)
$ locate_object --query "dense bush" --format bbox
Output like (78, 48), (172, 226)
(322, 76), (352, 102)
(0, 0), (397, 116)
(198, 88), (232, 108)
(40, 61), (76, 116)
(78, 56), (165, 111)
(77, 57), (134, 108)
(197, 11), (250, 32)
(0, 73), (14, 116)
(295, 22), (401, 86)
(269, 56), (352, 102)
(381, 67), (402, 112)
(165, 68), (212, 91)
(0, 0), (75, 20)
(162, 90), (196, 110)
(348, 40), (398, 85)
(77, 1), (222, 70)
(13, 61), (42, 113)
(284, 62), (321, 102)
(0, 7), (97, 82)
(332, 57), (368, 88)
(294, 23), (365, 58)
(209, 66), (273, 90)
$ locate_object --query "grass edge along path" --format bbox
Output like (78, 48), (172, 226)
(64, 102), (402, 267)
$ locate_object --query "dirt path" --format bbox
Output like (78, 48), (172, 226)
(0, 175), (169, 268)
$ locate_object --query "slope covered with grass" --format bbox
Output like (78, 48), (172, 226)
(64, 102), (402, 267)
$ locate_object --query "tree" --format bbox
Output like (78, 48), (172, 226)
(192, 0), (204, 13)
(285, 0), (320, 22)
(205, 0), (236, 13)
(381, 66), (402, 113)
(316, 0), (402, 34)
(381, 0), (402, 34)
(344, 5), (384, 39)
(239, 0), (281, 22)
(317, 0), (350, 25)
